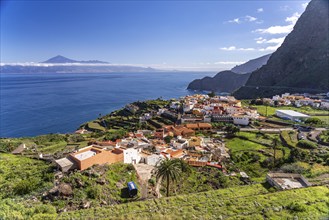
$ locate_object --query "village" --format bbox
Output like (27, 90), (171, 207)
(52, 92), (328, 196)
(1, 92), (329, 217)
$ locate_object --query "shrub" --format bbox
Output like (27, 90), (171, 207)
(280, 163), (305, 174)
(297, 140), (317, 149)
(86, 185), (102, 199)
(34, 204), (56, 214)
(305, 118), (322, 125)
(287, 202), (306, 212)
(13, 178), (39, 195)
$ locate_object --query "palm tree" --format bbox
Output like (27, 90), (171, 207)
(154, 158), (183, 197)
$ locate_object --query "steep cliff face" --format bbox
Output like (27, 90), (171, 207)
(187, 71), (251, 93)
(231, 54), (271, 74)
(187, 54), (271, 93)
(234, 0), (329, 99)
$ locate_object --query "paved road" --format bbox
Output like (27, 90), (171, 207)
(240, 127), (293, 132)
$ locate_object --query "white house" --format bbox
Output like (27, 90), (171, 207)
(233, 116), (250, 126)
(170, 101), (181, 109)
(123, 148), (141, 164)
(139, 113), (152, 123)
(145, 154), (164, 166)
(321, 101), (329, 110)
(272, 95), (281, 101)
(226, 107), (242, 115)
(275, 110), (310, 121)
(183, 102), (194, 112)
(172, 138), (189, 149)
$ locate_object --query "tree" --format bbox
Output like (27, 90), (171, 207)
(225, 124), (240, 136)
(305, 117), (322, 126)
(164, 135), (173, 144)
(207, 91), (216, 97)
(154, 159), (189, 197)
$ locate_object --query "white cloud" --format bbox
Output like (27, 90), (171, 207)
(255, 37), (267, 44)
(259, 44), (281, 52)
(254, 12), (301, 34)
(214, 61), (245, 65)
(228, 18), (241, 24)
(285, 12), (301, 24)
(220, 46), (255, 51)
(255, 37), (285, 45)
(227, 15), (258, 24)
(257, 8), (264, 13)
(255, 25), (293, 34)
(246, 15), (257, 22)
(266, 37), (285, 44)
(302, 2), (308, 9)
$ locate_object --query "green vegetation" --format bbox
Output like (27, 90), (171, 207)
(316, 116), (329, 126)
(297, 140), (317, 149)
(0, 161), (140, 219)
(59, 185), (329, 219)
(0, 134), (89, 156)
(319, 130), (329, 143)
(81, 99), (171, 133)
(173, 166), (242, 194)
(87, 121), (106, 132)
(248, 104), (329, 117)
(280, 130), (298, 148)
(305, 117), (324, 126)
(154, 159), (190, 197)
(225, 131), (289, 181)
(49, 163), (140, 211)
(225, 124), (240, 136)
(0, 153), (54, 199)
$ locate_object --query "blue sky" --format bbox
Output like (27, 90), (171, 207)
(1, 0), (310, 71)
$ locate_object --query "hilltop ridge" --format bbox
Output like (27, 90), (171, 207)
(42, 55), (109, 64)
(187, 53), (271, 92)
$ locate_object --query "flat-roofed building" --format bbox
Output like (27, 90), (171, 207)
(266, 173), (311, 190)
(67, 146), (124, 170)
(275, 110), (310, 122)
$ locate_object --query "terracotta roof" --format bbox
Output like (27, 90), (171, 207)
(198, 123), (212, 128)
(185, 124), (198, 129)
(170, 149), (184, 158)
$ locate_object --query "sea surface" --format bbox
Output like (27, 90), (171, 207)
(0, 72), (214, 137)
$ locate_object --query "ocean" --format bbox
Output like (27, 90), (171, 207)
(0, 72), (214, 137)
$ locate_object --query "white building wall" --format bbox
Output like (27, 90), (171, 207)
(146, 154), (163, 166)
(123, 148), (141, 164)
(233, 117), (249, 125)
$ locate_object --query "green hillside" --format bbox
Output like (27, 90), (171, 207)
(59, 184), (329, 220)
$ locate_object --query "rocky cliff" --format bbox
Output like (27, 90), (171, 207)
(187, 54), (271, 93)
(234, 0), (329, 99)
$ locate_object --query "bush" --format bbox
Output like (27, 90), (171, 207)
(305, 118), (322, 125)
(297, 140), (317, 149)
(287, 202), (306, 212)
(280, 163), (305, 174)
(34, 204), (56, 214)
(86, 185), (102, 199)
(13, 178), (39, 195)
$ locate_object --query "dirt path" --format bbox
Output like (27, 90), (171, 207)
(133, 164), (155, 199)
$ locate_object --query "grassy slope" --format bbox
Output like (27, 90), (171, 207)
(225, 132), (290, 181)
(0, 153), (54, 199)
(59, 184), (329, 220)
(250, 105), (328, 117)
